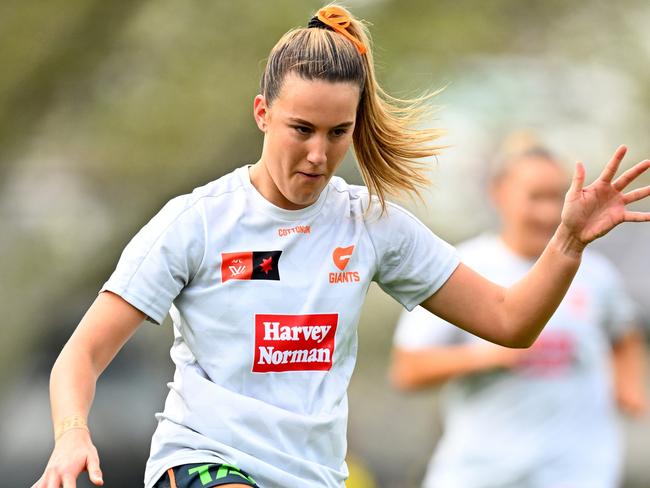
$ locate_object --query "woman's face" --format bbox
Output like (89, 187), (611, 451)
(251, 72), (360, 210)
(492, 156), (569, 256)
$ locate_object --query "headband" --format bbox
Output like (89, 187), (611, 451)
(308, 6), (367, 55)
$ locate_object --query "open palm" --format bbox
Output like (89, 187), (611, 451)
(561, 146), (650, 245)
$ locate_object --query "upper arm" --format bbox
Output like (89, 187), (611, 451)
(420, 263), (511, 346)
(65, 291), (146, 376)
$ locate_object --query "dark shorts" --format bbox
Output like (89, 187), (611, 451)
(153, 463), (259, 488)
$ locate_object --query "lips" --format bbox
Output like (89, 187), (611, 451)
(297, 171), (323, 179)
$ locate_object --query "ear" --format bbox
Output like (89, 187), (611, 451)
(488, 180), (503, 208)
(253, 94), (269, 132)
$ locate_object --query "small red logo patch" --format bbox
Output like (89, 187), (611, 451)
(222, 252), (253, 281)
(221, 250), (282, 282)
(252, 314), (338, 373)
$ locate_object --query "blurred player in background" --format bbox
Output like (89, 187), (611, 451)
(391, 133), (648, 488)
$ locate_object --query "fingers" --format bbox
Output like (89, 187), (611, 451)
(623, 185), (650, 204)
(568, 161), (585, 195)
(623, 211), (650, 222)
(598, 145), (627, 183)
(87, 452), (104, 486)
(613, 159), (650, 191)
(62, 473), (77, 488)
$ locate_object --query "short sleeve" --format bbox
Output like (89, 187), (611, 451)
(598, 258), (639, 341)
(393, 305), (463, 350)
(101, 195), (206, 324)
(367, 202), (460, 311)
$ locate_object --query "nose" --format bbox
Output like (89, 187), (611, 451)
(537, 199), (563, 227)
(307, 136), (328, 166)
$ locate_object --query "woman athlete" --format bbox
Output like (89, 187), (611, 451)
(33, 5), (650, 488)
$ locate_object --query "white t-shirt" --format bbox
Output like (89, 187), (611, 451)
(394, 233), (637, 488)
(102, 166), (459, 488)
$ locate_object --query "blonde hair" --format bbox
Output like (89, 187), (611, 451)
(489, 131), (560, 183)
(260, 4), (444, 211)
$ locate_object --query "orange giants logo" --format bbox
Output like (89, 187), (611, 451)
(329, 245), (360, 284)
(252, 314), (338, 373)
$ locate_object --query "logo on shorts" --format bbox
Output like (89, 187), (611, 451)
(221, 250), (282, 282)
(329, 245), (360, 283)
(252, 313), (338, 373)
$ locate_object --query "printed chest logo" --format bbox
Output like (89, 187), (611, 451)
(517, 330), (576, 377)
(277, 225), (311, 237)
(221, 251), (282, 282)
(329, 245), (360, 283)
(253, 313), (338, 373)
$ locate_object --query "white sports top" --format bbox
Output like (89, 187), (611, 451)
(102, 166), (459, 487)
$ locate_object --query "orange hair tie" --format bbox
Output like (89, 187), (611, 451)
(316, 6), (367, 55)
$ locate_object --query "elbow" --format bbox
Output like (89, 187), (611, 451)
(389, 362), (421, 392)
(499, 329), (539, 349)
(501, 335), (536, 349)
(390, 371), (416, 392)
(493, 310), (541, 349)
(497, 331), (537, 349)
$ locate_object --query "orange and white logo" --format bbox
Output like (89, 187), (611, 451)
(332, 245), (354, 271)
(252, 313), (338, 373)
(277, 225), (311, 237)
(329, 245), (360, 283)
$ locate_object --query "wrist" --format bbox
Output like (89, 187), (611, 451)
(54, 415), (89, 442)
(551, 223), (586, 259)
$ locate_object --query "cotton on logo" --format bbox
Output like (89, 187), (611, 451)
(253, 313), (338, 373)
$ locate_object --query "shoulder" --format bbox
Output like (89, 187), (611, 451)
(186, 166), (248, 205)
(578, 248), (618, 275)
(140, 167), (246, 235)
(455, 233), (501, 260)
(327, 175), (370, 206)
(579, 248), (622, 282)
(162, 166), (247, 215)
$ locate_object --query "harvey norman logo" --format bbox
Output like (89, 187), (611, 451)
(252, 314), (338, 373)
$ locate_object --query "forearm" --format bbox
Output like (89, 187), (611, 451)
(48, 292), (145, 440)
(391, 344), (515, 390)
(49, 341), (100, 439)
(613, 329), (648, 415)
(502, 224), (583, 347)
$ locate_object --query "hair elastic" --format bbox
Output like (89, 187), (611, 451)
(308, 6), (367, 55)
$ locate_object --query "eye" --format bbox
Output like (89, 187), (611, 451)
(292, 125), (312, 135)
(331, 127), (349, 137)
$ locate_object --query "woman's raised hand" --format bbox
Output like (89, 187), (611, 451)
(560, 145), (650, 250)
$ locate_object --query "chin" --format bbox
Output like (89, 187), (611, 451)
(283, 193), (316, 209)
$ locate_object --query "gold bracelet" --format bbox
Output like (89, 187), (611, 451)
(54, 415), (89, 441)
